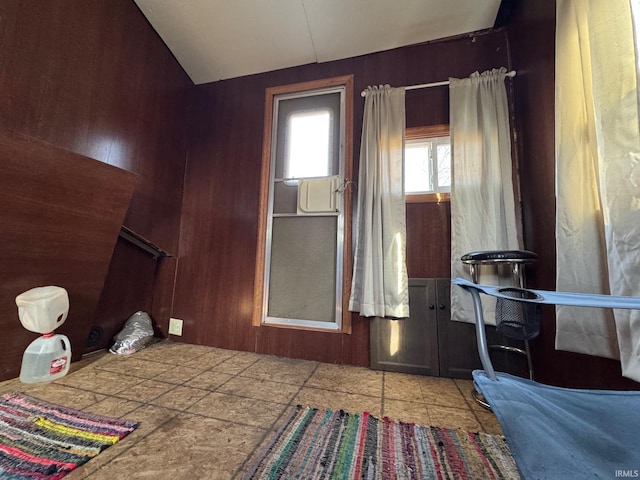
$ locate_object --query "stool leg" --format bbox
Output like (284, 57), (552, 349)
(470, 264), (479, 284)
(513, 263), (535, 380)
(524, 340), (534, 380)
(512, 264), (523, 288)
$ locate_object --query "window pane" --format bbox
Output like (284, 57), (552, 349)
(404, 142), (433, 193)
(436, 144), (451, 188)
(285, 109), (331, 179)
(632, 0), (640, 73)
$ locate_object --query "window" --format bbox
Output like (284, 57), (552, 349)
(284, 109), (333, 181)
(405, 125), (451, 203)
(405, 137), (450, 193)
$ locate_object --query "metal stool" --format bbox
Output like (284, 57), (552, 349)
(461, 250), (538, 409)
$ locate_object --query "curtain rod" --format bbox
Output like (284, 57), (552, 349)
(360, 70), (517, 97)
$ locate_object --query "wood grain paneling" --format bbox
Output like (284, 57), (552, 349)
(90, 238), (157, 353)
(508, 0), (639, 389)
(0, 0), (192, 366)
(174, 32), (510, 365)
(151, 256), (179, 338)
(0, 0), (190, 252)
(406, 202), (451, 279)
(0, 131), (136, 381)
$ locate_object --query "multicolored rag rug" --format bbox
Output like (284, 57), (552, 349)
(0, 392), (138, 479)
(244, 405), (520, 479)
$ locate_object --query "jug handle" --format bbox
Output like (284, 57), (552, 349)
(60, 335), (72, 356)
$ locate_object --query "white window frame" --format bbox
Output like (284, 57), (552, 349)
(405, 125), (451, 204)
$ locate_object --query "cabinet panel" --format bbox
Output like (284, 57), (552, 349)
(436, 278), (482, 378)
(370, 279), (439, 376)
(437, 278), (532, 379)
(371, 278), (522, 380)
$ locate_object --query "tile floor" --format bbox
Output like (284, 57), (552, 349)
(0, 340), (503, 479)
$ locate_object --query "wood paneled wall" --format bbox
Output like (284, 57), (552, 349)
(508, 0), (639, 389)
(0, 0), (192, 362)
(91, 237), (157, 352)
(406, 202), (451, 279)
(0, 131), (136, 380)
(0, 0), (191, 251)
(175, 32), (510, 365)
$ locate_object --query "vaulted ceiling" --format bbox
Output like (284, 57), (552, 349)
(135, 0), (504, 85)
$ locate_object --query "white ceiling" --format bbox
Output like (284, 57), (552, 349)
(135, 0), (503, 85)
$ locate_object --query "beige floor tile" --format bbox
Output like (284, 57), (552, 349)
(213, 352), (263, 375)
(307, 364), (382, 397)
(150, 385), (210, 410)
(132, 341), (214, 365)
(82, 396), (143, 418)
(295, 387), (382, 417)
(183, 370), (234, 391)
(115, 379), (175, 403)
(16, 383), (106, 409)
(187, 392), (287, 428)
(152, 364), (204, 384)
(428, 405), (482, 431)
(383, 372), (426, 402)
(0, 378), (23, 395)
(237, 356), (317, 385)
(83, 414), (265, 480)
(54, 368), (143, 395)
(128, 403), (180, 430)
(475, 410), (504, 435)
(95, 357), (164, 379)
(66, 404), (181, 478)
(217, 376), (299, 404)
(69, 350), (117, 372)
(419, 376), (468, 408)
(182, 348), (238, 369)
(383, 398), (431, 425)
(455, 378), (490, 411)
(453, 377), (475, 392)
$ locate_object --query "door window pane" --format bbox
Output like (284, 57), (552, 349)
(285, 109), (332, 180)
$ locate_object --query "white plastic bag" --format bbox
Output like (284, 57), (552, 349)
(109, 311), (154, 355)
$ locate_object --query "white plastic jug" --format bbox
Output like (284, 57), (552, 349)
(15, 286), (69, 334)
(19, 333), (71, 383)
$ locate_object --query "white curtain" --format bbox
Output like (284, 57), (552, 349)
(449, 68), (521, 325)
(555, 0), (640, 381)
(349, 85), (409, 319)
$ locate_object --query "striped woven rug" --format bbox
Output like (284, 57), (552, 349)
(244, 405), (520, 479)
(0, 392), (138, 479)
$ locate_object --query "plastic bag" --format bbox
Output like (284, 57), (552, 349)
(109, 311), (154, 355)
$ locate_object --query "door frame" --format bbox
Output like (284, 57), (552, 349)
(253, 75), (354, 333)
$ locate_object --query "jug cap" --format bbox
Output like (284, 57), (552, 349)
(15, 286), (68, 305)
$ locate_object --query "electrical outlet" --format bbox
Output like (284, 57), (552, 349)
(168, 317), (183, 336)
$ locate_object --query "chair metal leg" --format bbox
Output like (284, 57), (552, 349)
(471, 388), (492, 410)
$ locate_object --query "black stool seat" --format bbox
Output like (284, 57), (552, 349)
(461, 250), (538, 265)
(461, 250), (537, 287)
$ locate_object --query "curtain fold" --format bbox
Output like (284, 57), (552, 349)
(449, 68), (521, 325)
(555, 0), (640, 381)
(349, 85), (409, 319)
